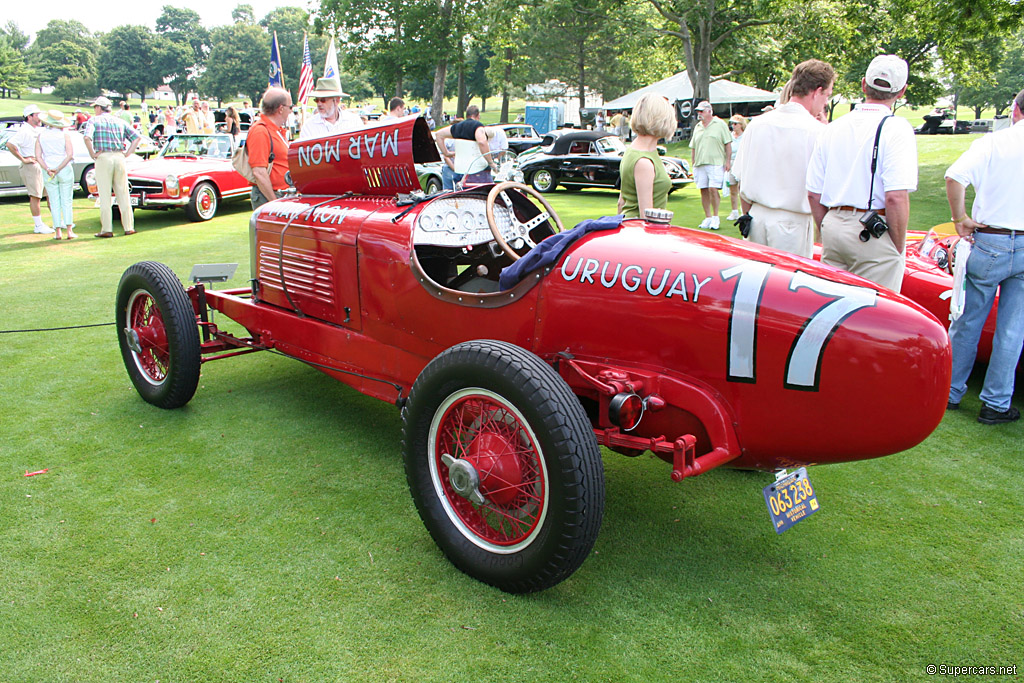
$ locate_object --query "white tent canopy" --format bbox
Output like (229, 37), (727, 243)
(604, 71), (776, 110)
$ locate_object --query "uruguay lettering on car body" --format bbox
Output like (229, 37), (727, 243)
(560, 254), (878, 392)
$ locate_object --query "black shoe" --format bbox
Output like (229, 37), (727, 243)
(947, 401), (960, 411)
(977, 405), (1020, 425)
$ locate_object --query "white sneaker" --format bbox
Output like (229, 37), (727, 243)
(727, 210), (740, 221)
(34, 224), (54, 234)
(710, 216), (721, 230)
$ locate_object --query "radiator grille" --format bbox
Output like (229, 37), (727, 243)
(363, 164), (414, 191)
(257, 243), (335, 306)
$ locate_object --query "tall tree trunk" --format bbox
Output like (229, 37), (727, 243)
(457, 67), (467, 118)
(395, 73), (403, 99)
(577, 39), (586, 115)
(500, 47), (512, 124)
(432, 59), (448, 126)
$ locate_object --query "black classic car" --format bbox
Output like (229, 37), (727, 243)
(517, 130), (692, 193)
(488, 123), (545, 154)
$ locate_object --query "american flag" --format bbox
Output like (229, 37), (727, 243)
(297, 33), (314, 105)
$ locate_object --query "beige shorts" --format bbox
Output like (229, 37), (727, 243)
(747, 204), (814, 259)
(820, 208), (904, 292)
(19, 162), (44, 198)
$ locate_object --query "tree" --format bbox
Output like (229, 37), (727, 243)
(647, 0), (778, 102)
(97, 25), (176, 102)
(0, 36), (30, 98)
(156, 6), (210, 103)
(30, 20), (99, 87)
(53, 75), (99, 103)
(0, 21), (30, 51)
(201, 22), (270, 104)
(959, 31), (1024, 118)
(232, 4), (256, 24)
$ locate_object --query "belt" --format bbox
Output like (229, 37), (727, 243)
(975, 226), (1017, 235)
(831, 205), (885, 216)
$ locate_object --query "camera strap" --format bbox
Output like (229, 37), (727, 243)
(866, 115), (894, 211)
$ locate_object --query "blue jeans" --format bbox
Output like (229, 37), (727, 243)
(948, 231), (1024, 411)
(441, 165), (463, 191)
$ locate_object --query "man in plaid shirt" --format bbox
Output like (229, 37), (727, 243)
(83, 96), (140, 237)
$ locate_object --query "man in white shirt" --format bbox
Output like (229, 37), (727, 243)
(379, 97), (405, 123)
(733, 59), (834, 258)
(807, 54), (917, 291)
(6, 105), (51, 233)
(943, 88), (1024, 425)
(300, 77), (362, 140)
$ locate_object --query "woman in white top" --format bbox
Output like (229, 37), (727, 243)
(34, 110), (76, 240)
(725, 114), (747, 221)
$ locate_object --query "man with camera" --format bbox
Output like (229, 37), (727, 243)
(943, 88), (1024, 425)
(807, 55), (917, 291)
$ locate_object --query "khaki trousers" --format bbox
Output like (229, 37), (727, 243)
(821, 208), (904, 292)
(96, 152), (134, 234)
(747, 203), (814, 259)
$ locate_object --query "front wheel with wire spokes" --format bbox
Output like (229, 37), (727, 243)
(116, 261), (201, 409)
(403, 340), (604, 593)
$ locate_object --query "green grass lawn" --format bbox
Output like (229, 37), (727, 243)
(1, 135), (1021, 681)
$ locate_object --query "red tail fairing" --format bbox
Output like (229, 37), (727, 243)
(288, 115), (441, 196)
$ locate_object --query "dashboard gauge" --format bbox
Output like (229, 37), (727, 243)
(445, 212), (459, 232)
(461, 212), (476, 232)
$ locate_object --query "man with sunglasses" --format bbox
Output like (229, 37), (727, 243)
(300, 77), (362, 140)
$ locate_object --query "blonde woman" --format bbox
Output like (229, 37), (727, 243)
(34, 110), (76, 240)
(618, 94), (677, 219)
(725, 114), (747, 220)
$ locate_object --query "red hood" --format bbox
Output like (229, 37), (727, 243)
(126, 157), (229, 180)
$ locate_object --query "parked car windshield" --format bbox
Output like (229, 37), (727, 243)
(596, 136), (626, 155)
(161, 134), (234, 160)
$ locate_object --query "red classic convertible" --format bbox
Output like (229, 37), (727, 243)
(113, 133), (250, 221)
(114, 117), (952, 592)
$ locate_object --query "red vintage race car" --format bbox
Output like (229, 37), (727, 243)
(100, 133), (251, 222)
(115, 117), (951, 593)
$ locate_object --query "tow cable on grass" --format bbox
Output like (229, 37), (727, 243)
(0, 322), (115, 334)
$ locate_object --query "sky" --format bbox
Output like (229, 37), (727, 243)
(7, 0), (315, 40)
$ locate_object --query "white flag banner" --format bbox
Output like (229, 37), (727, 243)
(324, 37), (339, 80)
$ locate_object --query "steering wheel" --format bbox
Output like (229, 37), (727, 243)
(485, 182), (564, 260)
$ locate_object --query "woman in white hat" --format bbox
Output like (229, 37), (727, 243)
(34, 110), (76, 240)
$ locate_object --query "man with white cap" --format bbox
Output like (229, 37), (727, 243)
(689, 100), (732, 230)
(5, 105), (52, 234)
(807, 54), (917, 291)
(300, 76), (362, 140)
(83, 95), (141, 237)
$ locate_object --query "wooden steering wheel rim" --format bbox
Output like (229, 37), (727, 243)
(485, 182), (565, 261)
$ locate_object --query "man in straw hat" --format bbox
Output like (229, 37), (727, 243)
(5, 105), (52, 234)
(83, 95), (141, 237)
(300, 76), (362, 140)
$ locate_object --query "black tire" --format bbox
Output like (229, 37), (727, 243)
(529, 169), (558, 193)
(78, 164), (94, 196)
(116, 262), (201, 409)
(111, 204), (134, 222)
(402, 340), (604, 593)
(425, 176), (443, 195)
(185, 182), (218, 221)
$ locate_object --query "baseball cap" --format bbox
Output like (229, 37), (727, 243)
(92, 96), (113, 108)
(695, 100), (713, 111)
(23, 104), (41, 117)
(865, 55), (908, 93)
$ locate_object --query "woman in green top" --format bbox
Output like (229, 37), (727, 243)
(618, 93), (678, 219)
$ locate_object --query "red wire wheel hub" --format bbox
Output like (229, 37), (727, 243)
(429, 389), (548, 553)
(126, 290), (170, 384)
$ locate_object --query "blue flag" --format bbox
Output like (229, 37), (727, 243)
(268, 32), (285, 89)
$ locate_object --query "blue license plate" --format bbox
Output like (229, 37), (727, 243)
(763, 467), (819, 534)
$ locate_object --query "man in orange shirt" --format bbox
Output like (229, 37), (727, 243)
(248, 87), (292, 209)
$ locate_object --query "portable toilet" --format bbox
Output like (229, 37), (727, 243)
(525, 104), (559, 135)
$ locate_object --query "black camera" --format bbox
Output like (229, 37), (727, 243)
(858, 210), (889, 242)
(735, 213), (753, 238)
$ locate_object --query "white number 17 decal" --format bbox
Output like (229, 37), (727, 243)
(722, 264), (877, 391)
